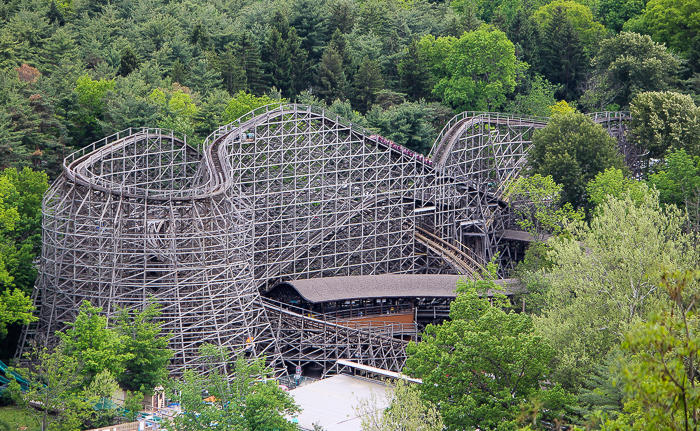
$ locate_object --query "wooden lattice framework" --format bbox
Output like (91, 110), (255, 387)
(20, 106), (634, 376)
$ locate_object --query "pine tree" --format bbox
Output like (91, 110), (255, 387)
(218, 48), (246, 95)
(353, 56), (383, 113)
(507, 8), (540, 70)
(46, 1), (64, 26)
(233, 33), (264, 95)
(329, 0), (356, 34)
(329, 29), (351, 72)
(540, 6), (587, 100)
(290, 0), (330, 61)
(317, 45), (347, 103)
(398, 39), (432, 101)
(119, 47), (139, 77)
(286, 28), (311, 97)
(263, 15), (292, 94)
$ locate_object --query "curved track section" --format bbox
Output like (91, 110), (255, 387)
(31, 129), (279, 374)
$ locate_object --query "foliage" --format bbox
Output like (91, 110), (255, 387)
(648, 149), (700, 230)
(123, 390), (145, 422)
(534, 0), (604, 99)
(534, 190), (696, 390)
(583, 32), (681, 110)
(114, 300), (173, 392)
(0, 167), (47, 338)
(586, 167), (648, 209)
(222, 91), (285, 124)
(169, 344), (301, 431)
(630, 91), (700, 160)
(506, 75), (558, 117)
(643, 0), (700, 71)
(508, 174), (584, 238)
(57, 300), (133, 383)
(617, 269), (700, 430)
(74, 74), (115, 110)
(10, 342), (90, 431)
(528, 110), (624, 209)
(354, 378), (444, 431)
(405, 273), (565, 430)
(421, 27), (525, 111)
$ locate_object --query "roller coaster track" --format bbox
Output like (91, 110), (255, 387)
(414, 226), (486, 279)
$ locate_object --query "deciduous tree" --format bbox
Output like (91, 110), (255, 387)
(535, 190), (697, 390)
(528, 110), (624, 209)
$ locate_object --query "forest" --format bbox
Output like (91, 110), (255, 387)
(0, 0), (699, 429)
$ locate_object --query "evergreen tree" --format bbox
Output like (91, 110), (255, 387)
(329, 29), (351, 72)
(40, 28), (76, 75)
(507, 8), (540, 70)
(46, 1), (64, 26)
(286, 28), (311, 97)
(263, 15), (292, 94)
(317, 45), (347, 103)
(328, 0), (356, 34)
(232, 33), (264, 95)
(353, 56), (383, 113)
(289, 0), (330, 61)
(189, 21), (209, 49)
(540, 6), (587, 100)
(218, 48), (246, 95)
(398, 39), (432, 101)
(119, 47), (139, 77)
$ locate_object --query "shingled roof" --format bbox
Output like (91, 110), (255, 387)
(272, 274), (522, 303)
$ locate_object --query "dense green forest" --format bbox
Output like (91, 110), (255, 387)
(2, 0), (700, 429)
(0, 0), (695, 176)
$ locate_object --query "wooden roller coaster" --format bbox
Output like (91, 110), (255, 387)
(19, 105), (635, 376)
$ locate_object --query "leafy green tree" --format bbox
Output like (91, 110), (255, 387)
(586, 167), (648, 209)
(648, 149), (700, 231)
(170, 344), (301, 431)
(508, 174), (584, 239)
(425, 27), (525, 111)
(353, 56), (383, 113)
(365, 102), (436, 155)
(597, 0), (645, 32)
(84, 369), (120, 428)
(221, 91), (285, 124)
(354, 378), (444, 431)
(114, 301), (173, 392)
(10, 342), (90, 431)
(630, 91), (700, 160)
(58, 301), (134, 382)
(643, 0), (700, 71)
(505, 75), (558, 117)
(534, 190), (696, 390)
(582, 32), (680, 110)
(405, 274), (566, 431)
(74, 74), (116, 112)
(149, 85), (198, 138)
(123, 390), (145, 421)
(616, 269), (700, 430)
(528, 110), (624, 209)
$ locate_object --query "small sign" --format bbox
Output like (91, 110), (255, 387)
(294, 374), (301, 380)
(295, 366), (302, 374)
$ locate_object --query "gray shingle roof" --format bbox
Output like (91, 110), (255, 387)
(274, 274), (522, 303)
